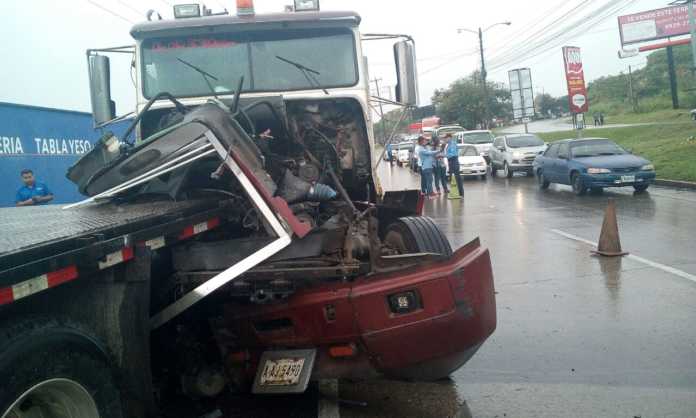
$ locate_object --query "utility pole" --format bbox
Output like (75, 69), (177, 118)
(371, 78), (387, 144)
(666, 45), (680, 109)
(478, 27), (490, 130)
(689, 0), (696, 71)
(627, 65), (638, 113)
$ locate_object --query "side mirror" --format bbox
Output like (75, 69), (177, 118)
(393, 40), (419, 106)
(88, 54), (116, 127)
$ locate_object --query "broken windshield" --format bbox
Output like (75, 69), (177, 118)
(141, 28), (358, 98)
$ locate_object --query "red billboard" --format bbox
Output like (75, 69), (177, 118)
(618, 5), (690, 46)
(562, 46), (589, 114)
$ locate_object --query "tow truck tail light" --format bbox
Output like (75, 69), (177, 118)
(236, 0), (255, 16)
(329, 344), (357, 358)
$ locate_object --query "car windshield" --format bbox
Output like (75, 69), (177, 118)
(458, 146), (479, 157)
(461, 132), (494, 144)
(506, 135), (544, 148)
(570, 140), (627, 158)
(141, 28), (357, 98)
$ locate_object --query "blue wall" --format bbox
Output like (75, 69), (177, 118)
(0, 102), (130, 207)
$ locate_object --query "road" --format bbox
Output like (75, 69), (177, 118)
(501, 118), (648, 134)
(221, 164), (696, 418)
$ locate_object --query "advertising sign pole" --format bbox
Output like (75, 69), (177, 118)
(562, 46), (589, 139)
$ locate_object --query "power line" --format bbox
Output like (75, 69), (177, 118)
(85, 0), (135, 24)
(114, 0), (145, 19)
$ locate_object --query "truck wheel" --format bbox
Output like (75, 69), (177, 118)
(0, 317), (123, 418)
(383, 216), (452, 257)
(504, 162), (513, 178)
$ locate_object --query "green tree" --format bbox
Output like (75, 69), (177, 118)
(431, 72), (511, 129)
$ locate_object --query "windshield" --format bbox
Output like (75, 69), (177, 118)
(461, 132), (494, 144)
(506, 135), (544, 148)
(458, 146), (479, 157)
(570, 140), (627, 158)
(141, 28), (357, 98)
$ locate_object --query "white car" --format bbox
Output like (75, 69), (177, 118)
(455, 130), (495, 162)
(445, 145), (488, 180)
(489, 134), (547, 178)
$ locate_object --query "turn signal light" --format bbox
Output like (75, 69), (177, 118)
(329, 344), (357, 358)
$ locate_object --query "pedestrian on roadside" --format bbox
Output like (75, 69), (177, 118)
(15, 169), (54, 207)
(414, 137), (426, 193)
(386, 142), (393, 166)
(432, 138), (449, 195)
(599, 112), (605, 126)
(417, 136), (440, 198)
(593, 112), (600, 126)
(445, 133), (464, 197)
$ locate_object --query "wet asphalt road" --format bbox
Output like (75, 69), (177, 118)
(222, 163), (696, 418)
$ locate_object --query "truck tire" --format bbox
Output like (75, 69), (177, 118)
(383, 216), (453, 257)
(0, 317), (123, 418)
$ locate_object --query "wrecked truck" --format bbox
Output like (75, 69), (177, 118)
(0, 4), (496, 417)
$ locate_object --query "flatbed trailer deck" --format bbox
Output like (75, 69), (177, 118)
(0, 198), (230, 305)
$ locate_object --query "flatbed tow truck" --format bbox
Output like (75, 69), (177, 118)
(0, 2), (496, 417)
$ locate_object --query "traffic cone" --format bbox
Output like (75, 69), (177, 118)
(592, 199), (628, 257)
(447, 175), (461, 200)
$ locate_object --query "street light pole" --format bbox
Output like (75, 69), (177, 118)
(458, 22), (510, 129)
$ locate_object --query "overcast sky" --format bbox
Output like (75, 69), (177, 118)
(0, 0), (673, 114)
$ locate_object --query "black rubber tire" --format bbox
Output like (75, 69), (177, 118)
(634, 184), (649, 193)
(383, 216), (453, 257)
(504, 162), (514, 179)
(0, 317), (123, 418)
(571, 173), (587, 196)
(538, 170), (550, 189)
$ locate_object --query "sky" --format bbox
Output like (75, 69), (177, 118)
(0, 0), (676, 115)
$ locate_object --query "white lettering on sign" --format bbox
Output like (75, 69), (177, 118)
(0, 136), (25, 154)
(33, 138), (93, 155)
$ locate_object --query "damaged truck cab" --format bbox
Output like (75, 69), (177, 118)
(0, 4), (495, 417)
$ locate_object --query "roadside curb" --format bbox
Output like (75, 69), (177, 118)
(655, 179), (696, 190)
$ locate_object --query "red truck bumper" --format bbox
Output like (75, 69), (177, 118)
(227, 237), (496, 381)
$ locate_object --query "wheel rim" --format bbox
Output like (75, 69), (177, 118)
(2, 379), (100, 418)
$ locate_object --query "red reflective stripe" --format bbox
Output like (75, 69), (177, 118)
(207, 217), (221, 229)
(0, 287), (13, 305)
(122, 247), (134, 261)
(179, 218), (220, 240)
(46, 265), (78, 287)
(179, 225), (195, 240)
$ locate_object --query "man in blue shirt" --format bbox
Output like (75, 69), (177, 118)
(445, 133), (464, 198)
(385, 142), (393, 166)
(417, 136), (441, 198)
(15, 169), (54, 206)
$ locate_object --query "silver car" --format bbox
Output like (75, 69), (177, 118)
(489, 134), (547, 178)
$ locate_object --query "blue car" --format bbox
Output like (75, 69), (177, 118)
(533, 138), (656, 195)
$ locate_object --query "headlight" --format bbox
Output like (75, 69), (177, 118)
(641, 164), (655, 171)
(587, 168), (611, 174)
(512, 152), (524, 159)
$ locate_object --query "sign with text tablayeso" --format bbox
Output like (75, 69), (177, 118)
(562, 46), (589, 114)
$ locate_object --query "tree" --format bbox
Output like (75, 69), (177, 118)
(431, 72), (511, 129)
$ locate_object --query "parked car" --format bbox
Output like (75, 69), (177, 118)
(533, 137), (656, 195)
(490, 134), (547, 178)
(445, 145), (488, 179)
(433, 125), (465, 141)
(455, 130), (495, 162)
(396, 141), (414, 166)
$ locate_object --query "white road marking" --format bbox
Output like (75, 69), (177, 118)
(318, 379), (340, 418)
(551, 229), (696, 285)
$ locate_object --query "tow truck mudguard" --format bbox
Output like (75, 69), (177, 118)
(228, 237), (496, 382)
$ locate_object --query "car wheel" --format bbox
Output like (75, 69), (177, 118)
(0, 317), (124, 418)
(538, 170), (550, 189)
(504, 162), (513, 179)
(633, 184), (649, 193)
(571, 173), (587, 196)
(383, 216), (453, 257)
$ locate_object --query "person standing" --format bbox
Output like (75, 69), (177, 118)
(432, 138), (449, 195)
(415, 137), (426, 194)
(599, 112), (605, 126)
(15, 169), (54, 206)
(417, 136), (440, 198)
(385, 141), (393, 166)
(445, 133), (464, 197)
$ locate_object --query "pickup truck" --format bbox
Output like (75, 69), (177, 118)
(0, 4), (496, 417)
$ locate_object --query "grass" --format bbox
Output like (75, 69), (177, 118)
(596, 108), (692, 125)
(537, 122), (696, 182)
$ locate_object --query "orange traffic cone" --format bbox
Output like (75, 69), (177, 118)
(592, 199), (628, 257)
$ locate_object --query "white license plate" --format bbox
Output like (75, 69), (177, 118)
(259, 358), (306, 386)
(621, 175), (635, 183)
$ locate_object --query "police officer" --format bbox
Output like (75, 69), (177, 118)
(15, 169), (54, 206)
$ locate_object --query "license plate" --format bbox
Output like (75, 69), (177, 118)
(252, 349), (316, 394)
(621, 175), (635, 183)
(259, 358), (305, 386)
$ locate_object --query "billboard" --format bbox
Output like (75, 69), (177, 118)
(562, 46), (589, 114)
(618, 5), (690, 46)
(508, 68), (535, 121)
